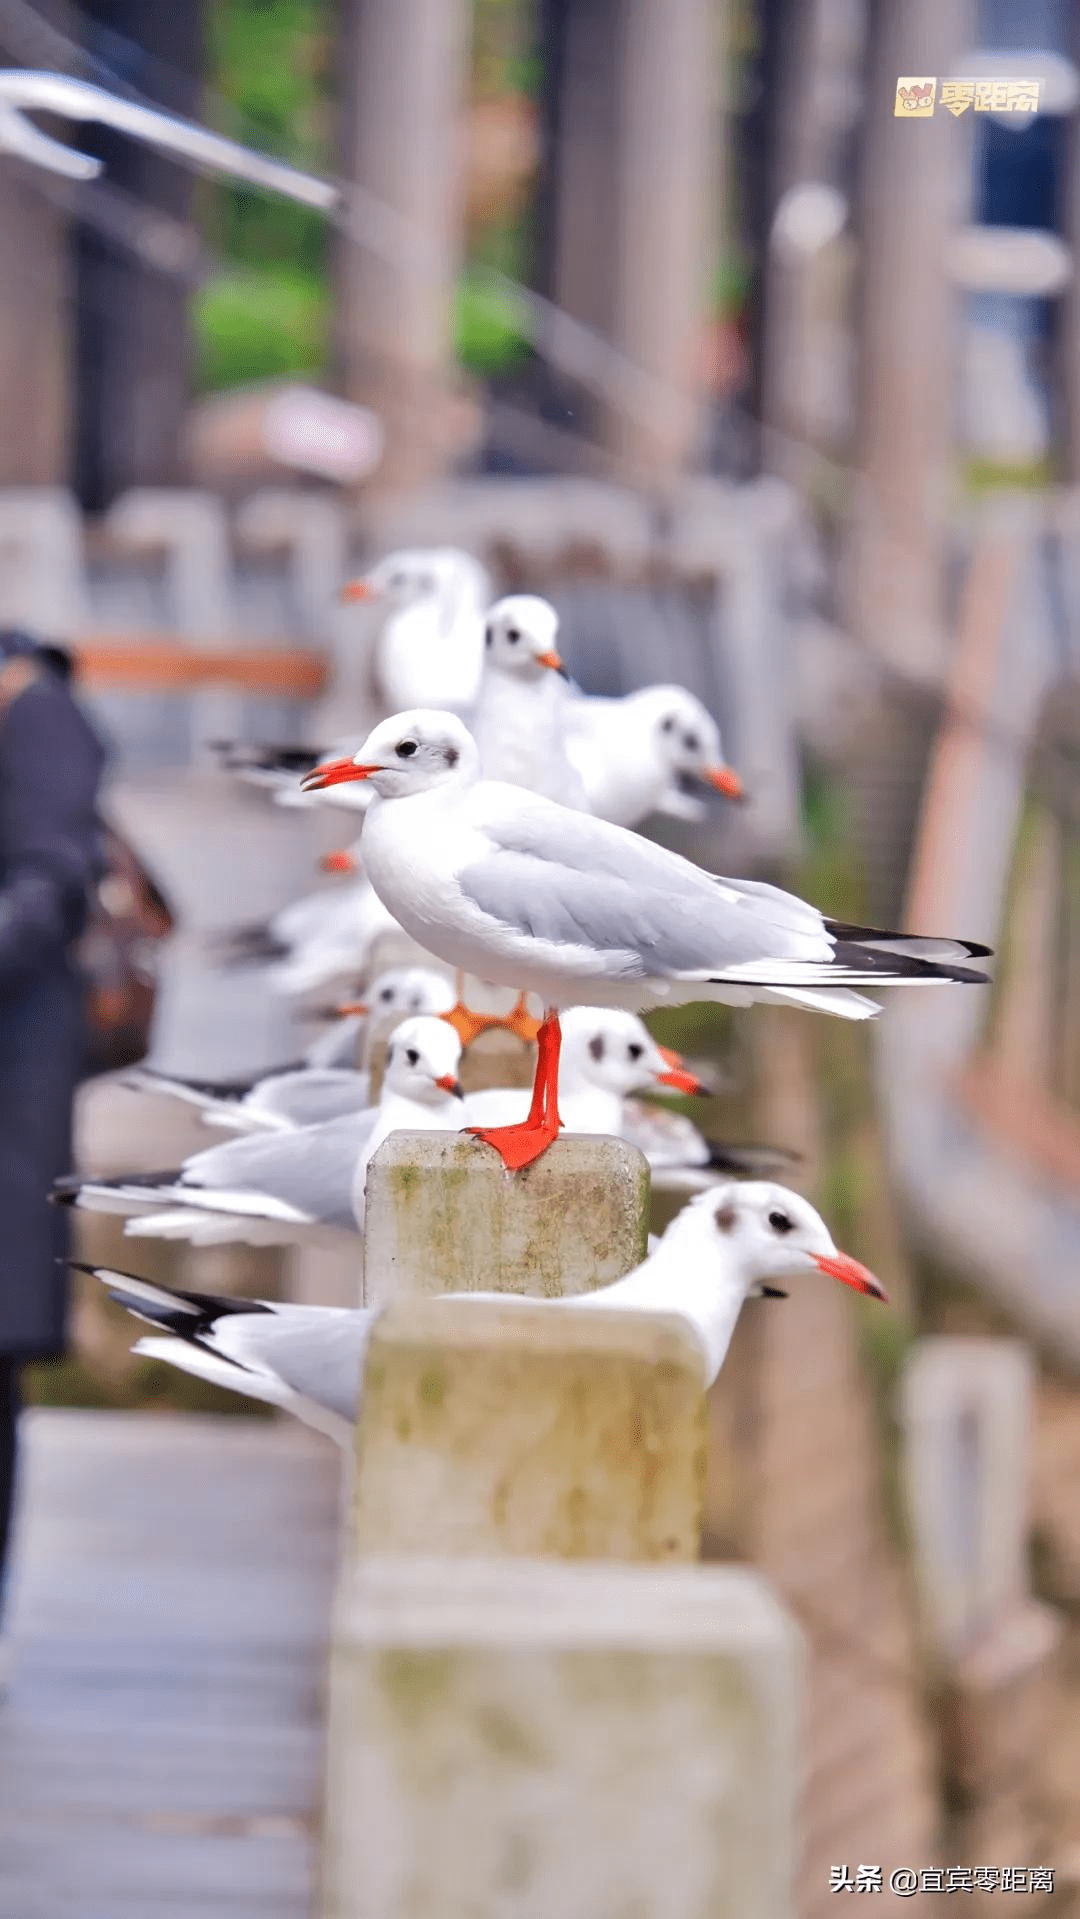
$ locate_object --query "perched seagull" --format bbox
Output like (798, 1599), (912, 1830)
(216, 871), (399, 998)
(76, 1182), (888, 1443)
(125, 966), (458, 1132)
(462, 1006), (793, 1190)
(56, 1017), (464, 1244)
(471, 595), (591, 809)
(563, 684), (744, 828)
(302, 964), (456, 1072)
(300, 709), (991, 1169)
(342, 547), (491, 714)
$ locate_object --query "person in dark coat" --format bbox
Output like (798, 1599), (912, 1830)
(0, 632), (106, 1647)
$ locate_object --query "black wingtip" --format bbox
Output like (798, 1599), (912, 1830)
(824, 919), (995, 962)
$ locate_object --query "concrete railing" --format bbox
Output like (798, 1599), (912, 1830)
(318, 1118), (802, 1917)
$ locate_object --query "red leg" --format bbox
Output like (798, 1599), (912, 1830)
(467, 1009), (563, 1170)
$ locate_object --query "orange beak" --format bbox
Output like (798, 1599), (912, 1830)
(320, 849), (358, 875)
(703, 765), (746, 801)
(301, 757), (378, 792)
(654, 1043), (707, 1096)
(537, 649), (570, 679)
(334, 1001), (368, 1018)
(813, 1250), (889, 1303)
(436, 1074), (464, 1099)
(340, 579), (378, 604)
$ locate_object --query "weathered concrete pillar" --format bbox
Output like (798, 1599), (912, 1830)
(363, 1132), (649, 1305)
(353, 1294), (707, 1561)
(846, 0), (975, 683)
(323, 1554), (802, 1919)
(538, 0), (721, 483)
(331, 0), (474, 491)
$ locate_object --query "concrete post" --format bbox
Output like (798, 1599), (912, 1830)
(0, 490), (89, 638)
(353, 1295), (707, 1562)
(538, 0), (720, 484)
(845, 0), (975, 684)
(331, 0), (474, 492)
(0, 159), (70, 487)
(323, 1554), (802, 1919)
(900, 1337), (1033, 1664)
(901, 1336), (1064, 1900)
(362, 1132), (650, 1305)
(105, 488), (241, 756)
(605, 0), (719, 480)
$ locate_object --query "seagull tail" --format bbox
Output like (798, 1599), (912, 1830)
(130, 1335), (291, 1409)
(67, 1260), (273, 1341)
(704, 1140), (803, 1177)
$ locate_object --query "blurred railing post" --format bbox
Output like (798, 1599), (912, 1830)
(901, 1337), (1063, 1899)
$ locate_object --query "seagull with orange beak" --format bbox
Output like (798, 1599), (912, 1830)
(563, 683), (746, 829)
(75, 1182), (888, 1442)
(470, 594), (592, 811)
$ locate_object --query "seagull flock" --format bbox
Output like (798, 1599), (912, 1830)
(64, 546), (990, 1435)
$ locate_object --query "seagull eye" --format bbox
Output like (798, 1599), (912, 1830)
(505, 626), (521, 644)
(389, 572), (406, 589)
(379, 987), (394, 1003)
(768, 1209), (794, 1235)
(396, 740), (418, 759)
(683, 731), (700, 753)
(405, 1047), (420, 1066)
(660, 715), (676, 734)
(627, 1042), (644, 1060)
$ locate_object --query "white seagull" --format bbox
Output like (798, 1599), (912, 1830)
(471, 595), (591, 809)
(462, 1006), (793, 1191)
(563, 683), (744, 828)
(125, 966), (458, 1127)
(57, 1016), (464, 1244)
(75, 1182), (888, 1443)
(342, 546), (491, 714)
(301, 709), (991, 1169)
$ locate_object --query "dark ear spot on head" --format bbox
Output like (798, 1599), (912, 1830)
(444, 745), (459, 767)
(714, 1200), (737, 1233)
(588, 1034), (605, 1062)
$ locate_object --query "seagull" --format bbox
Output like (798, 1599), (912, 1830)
(342, 547), (491, 714)
(300, 709), (991, 1169)
(302, 964), (456, 1073)
(56, 1016), (465, 1244)
(215, 870), (399, 997)
(563, 684), (744, 828)
(74, 1182), (888, 1443)
(462, 1007), (794, 1191)
(471, 595), (591, 809)
(124, 966), (458, 1131)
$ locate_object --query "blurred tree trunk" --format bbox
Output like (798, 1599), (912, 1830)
(72, 0), (202, 511)
(0, 0), (74, 485)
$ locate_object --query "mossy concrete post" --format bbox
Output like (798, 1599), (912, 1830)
(322, 1554), (803, 1919)
(363, 1131), (650, 1305)
(352, 1294), (708, 1562)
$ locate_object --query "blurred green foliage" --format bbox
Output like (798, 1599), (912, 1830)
(198, 0), (332, 389)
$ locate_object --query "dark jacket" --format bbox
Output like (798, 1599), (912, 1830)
(0, 634), (106, 1360)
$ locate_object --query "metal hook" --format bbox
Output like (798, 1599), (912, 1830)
(0, 69), (340, 209)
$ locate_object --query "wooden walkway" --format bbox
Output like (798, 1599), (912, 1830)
(0, 1410), (342, 1919)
